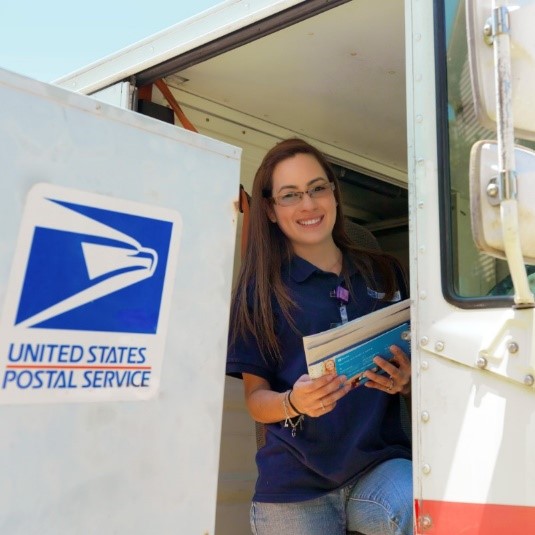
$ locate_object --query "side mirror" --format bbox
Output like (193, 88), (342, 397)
(466, 0), (535, 139)
(470, 140), (535, 265)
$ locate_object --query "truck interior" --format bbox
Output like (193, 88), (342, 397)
(106, 1), (410, 532)
(134, 0), (409, 273)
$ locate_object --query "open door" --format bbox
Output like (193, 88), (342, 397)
(0, 67), (240, 534)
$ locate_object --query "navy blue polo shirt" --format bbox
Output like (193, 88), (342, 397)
(226, 254), (411, 503)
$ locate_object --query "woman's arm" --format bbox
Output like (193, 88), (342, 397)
(242, 372), (351, 423)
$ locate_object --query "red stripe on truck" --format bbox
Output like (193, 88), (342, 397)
(415, 499), (535, 534)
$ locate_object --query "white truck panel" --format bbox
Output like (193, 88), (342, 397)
(0, 67), (240, 534)
(407, 1), (535, 530)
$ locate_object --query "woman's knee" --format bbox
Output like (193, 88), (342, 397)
(347, 459), (413, 535)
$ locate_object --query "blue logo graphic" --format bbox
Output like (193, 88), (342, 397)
(16, 198), (173, 334)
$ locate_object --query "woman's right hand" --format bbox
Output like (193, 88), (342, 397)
(290, 373), (350, 417)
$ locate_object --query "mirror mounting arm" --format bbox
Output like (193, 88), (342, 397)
(492, 4), (515, 201)
(491, 2), (534, 307)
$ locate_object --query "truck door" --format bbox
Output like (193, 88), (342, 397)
(0, 67), (240, 534)
(408, 0), (535, 533)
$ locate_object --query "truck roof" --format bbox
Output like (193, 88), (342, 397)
(55, 0), (407, 184)
(53, 0), (306, 95)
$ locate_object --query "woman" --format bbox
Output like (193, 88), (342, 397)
(227, 138), (412, 535)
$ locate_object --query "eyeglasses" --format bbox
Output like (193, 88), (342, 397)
(269, 182), (336, 207)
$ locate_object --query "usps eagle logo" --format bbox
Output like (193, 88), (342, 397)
(11, 184), (177, 334)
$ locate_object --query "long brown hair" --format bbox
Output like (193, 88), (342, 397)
(230, 138), (404, 362)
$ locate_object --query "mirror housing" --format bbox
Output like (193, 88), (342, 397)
(470, 140), (535, 265)
(466, 0), (535, 139)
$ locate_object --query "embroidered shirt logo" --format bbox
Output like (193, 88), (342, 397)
(366, 288), (402, 302)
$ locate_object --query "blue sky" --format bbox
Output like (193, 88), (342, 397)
(0, 0), (222, 83)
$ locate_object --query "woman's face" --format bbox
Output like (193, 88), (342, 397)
(268, 153), (337, 255)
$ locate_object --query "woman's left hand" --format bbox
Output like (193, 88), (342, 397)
(362, 345), (411, 396)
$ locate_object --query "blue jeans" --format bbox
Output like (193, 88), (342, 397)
(250, 458), (413, 535)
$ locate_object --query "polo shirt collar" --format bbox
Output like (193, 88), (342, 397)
(287, 255), (319, 283)
(286, 252), (358, 283)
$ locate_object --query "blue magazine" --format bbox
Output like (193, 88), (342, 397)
(305, 299), (411, 385)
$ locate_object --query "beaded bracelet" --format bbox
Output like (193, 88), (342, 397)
(282, 390), (304, 437)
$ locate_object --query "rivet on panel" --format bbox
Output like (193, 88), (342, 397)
(418, 201), (424, 208)
(420, 337), (429, 347)
(419, 515), (432, 530)
(421, 411), (430, 422)
(419, 246), (426, 253)
(422, 464), (431, 475)
(507, 341), (519, 354)
(416, 114), (423, 123)
(524, 375), (534, 387)
(435, 341), (444, 352)
(476, 356), (488, 369)
(421, 360), (429, 370)
(419, 291), (427, 300)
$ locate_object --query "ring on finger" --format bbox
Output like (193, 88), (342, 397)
(320, 400), (326, 410)
(387, 378), (394, 391)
